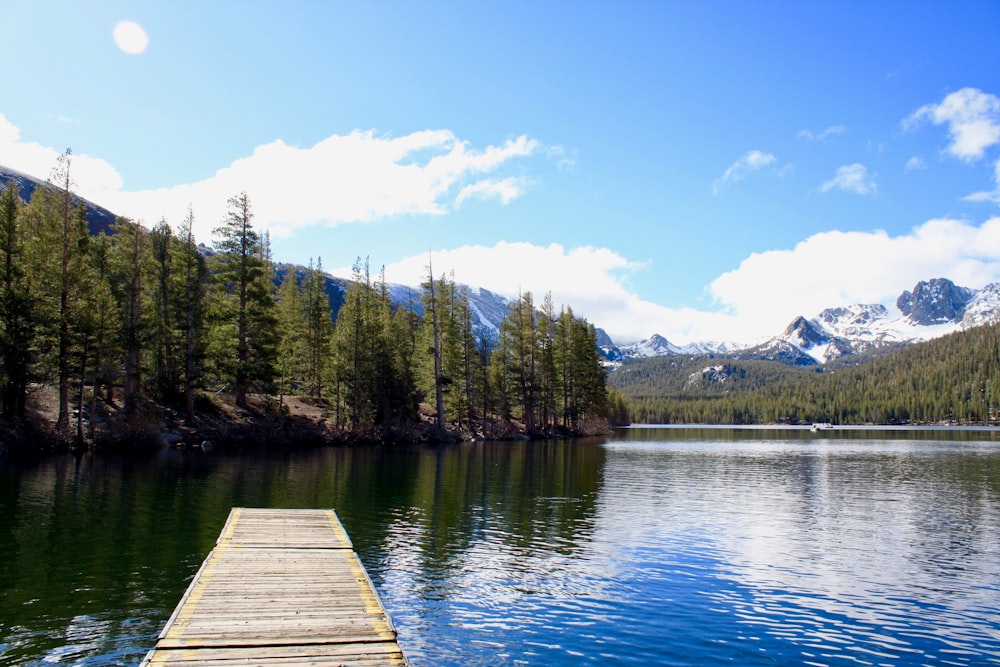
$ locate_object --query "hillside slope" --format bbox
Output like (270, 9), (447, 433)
(611, 321), (1000, 425)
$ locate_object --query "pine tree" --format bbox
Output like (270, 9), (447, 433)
(422, 259), (447, 437)
(210, 192), (277, 408)
(23, 151), (92, 431)
(330, 258), (415, 430)
(332, 258), (377, 427)
(555, 306), (575, 429)
(455, 286), (478, 428)
(173, 207), (207, 421)
(0, 179), (32, 418)
(499, 291), (538, 432)
(303, 259), (333, 399)
(53, 151), (78, 430)
(108, 217), (151, 418)
(536, 292), (558, 431)
(489, 314), (516, 423)
(275, 265), (306, 401)
(83, 233), (119, 438)
(149, 219), (178, 401)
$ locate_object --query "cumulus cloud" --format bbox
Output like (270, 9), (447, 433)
(708, 216), (1000, 341)
(819, 163), (877, 195)
(905, 156), (927, 171)
(0, 113), (123, 195)
(797, 125), (846, 141)
(905, 87), (1000, 161)
(345, 215), (1000, 346)
(365, 241), (639, 305)
(7, 114), (1000, 349)
(340, 242), (699, 345)
(712, 150), (778, 194)
(455, 177), (526, 207)
(0, 115), (539, 244)
(343, 221), (961, 347)
(358, 216), (1000, 346)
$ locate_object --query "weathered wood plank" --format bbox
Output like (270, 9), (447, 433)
(140, 508), (407, 667)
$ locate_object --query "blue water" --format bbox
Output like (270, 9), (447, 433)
(1, 427), (999, 665)
(368, 432), (1000, 666)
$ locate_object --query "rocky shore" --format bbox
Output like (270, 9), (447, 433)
(0, 386), (611, 454)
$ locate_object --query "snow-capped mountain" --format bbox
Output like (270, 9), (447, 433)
(385, 282), (514, 345)
(8, 162), (994, 369)
(601, 278), (1000, 367)
(897, 278), (974, 325)
(962, 283), (1000, 329)
(626, 334), (684, 357)
(605, 334), (737, 362)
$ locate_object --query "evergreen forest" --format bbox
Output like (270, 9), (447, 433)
(610, 321), (1000, 425)
(0, 154), (611, 448)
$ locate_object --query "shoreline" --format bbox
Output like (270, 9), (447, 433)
(0, 388), (612, 455)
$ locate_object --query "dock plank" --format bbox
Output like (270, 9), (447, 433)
(141, 508), (407, 667)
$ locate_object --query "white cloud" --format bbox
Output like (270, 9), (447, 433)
(712, 150), (778, 194)
(0, 114), (18, 144)
(7, 114), (1000, 350)
(708, 217), (1000, 341)
(0, 113), (123, 195)
(905, 87), (1000, 162)
(344, 242), (692, 345)
(819, 163), (876, 195)
(358, 216), (1000, 346)
(964, 158), (1000, 205)
(797, 125), (846, 141)
(455, 177), (526, 207)
(905, 156), (927, 171)
(0, 115), (539, 244)
(350, 216), (1000, 346)
(116, 130), (538, 242)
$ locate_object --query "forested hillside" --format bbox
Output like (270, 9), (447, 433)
(0, 156), (610, 448)
(611, 322), (1000, 425)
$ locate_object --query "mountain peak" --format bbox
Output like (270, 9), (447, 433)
(896, 278), (974, 325)
(634, 334), (679, 356)
(581, 277), (998, 368)
(783, 316), (830, 347)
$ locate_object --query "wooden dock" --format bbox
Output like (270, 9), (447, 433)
(141, 508), (408, 666)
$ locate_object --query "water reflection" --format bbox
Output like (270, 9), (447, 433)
(0, 432), (998, 666)
(593, 435), (1000, 666)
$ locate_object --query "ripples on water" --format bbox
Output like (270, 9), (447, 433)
(365, 436), (1000, 666)
(0, 454), (223, 666)
(1, 431), (999, 666)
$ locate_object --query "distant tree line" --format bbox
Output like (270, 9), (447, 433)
(0, 153), (611, 444)
(611, 322), (1000, 425)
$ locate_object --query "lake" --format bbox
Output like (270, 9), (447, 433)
(1, 426), (999, 666)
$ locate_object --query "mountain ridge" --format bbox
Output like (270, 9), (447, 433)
(0, 164), (118, 235)
(602, 277), (1000, 367)
(5, 165), (998, 365)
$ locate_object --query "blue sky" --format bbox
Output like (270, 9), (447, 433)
(2, 1), (999, 344)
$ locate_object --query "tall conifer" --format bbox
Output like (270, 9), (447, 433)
(211, 192), (277, 408)
(0, 179), (31, 418)
(173, 207), (206, 421)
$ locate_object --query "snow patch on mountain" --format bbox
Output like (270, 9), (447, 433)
(962, 283), (1000, 328)
(612, 335), (737, 362)
(599, 278), (1000, 367)
(897, 277), (974, 325)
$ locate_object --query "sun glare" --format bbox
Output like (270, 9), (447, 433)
(113, 20), (149, 55)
